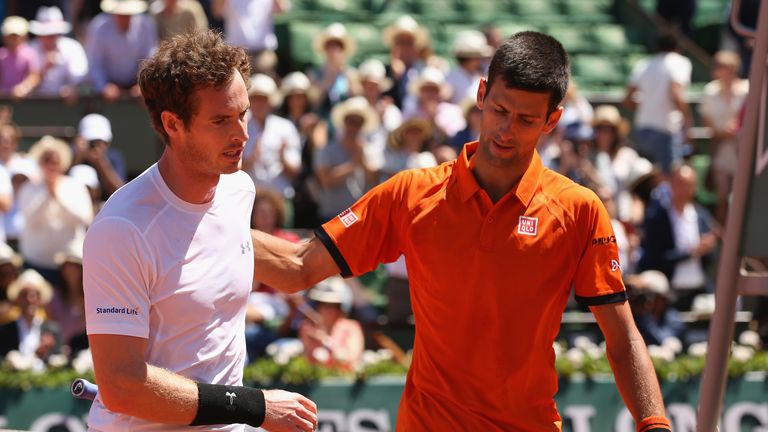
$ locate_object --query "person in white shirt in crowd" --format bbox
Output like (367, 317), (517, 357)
(28, 6), (88, 101)
(86, 0), (157, 101)
(242, 73), (302, 203)
(0, 269), (62, 368)
(402, 66), (466, 140)
(383, 15), (430, 109)
(18, 136), (93, 284)
(309, 23), (361, 118)
(212, 0), (289, 68)
(277, 71), (324, 229)
(698, 50), (749, 226)
(83, 30), (316, 431)
(624, 33), (692, 174)
(149, 0), (209, 41)
(590, 105), (640, 223)
(70, 113), (126, 198)
(3, 157), (38, 250)
(559, 81), (594, 133)
(358, 58), (402, 133)
(0, 125), (15, 246)
(445, 29), (493, 105)
(314, 96), (382, 221)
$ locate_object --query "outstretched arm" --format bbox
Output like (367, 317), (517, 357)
(252, 230), (341, 294)
(591, 301), (671, 431)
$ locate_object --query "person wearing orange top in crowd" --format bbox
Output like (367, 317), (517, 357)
(299, 277), (363, 371)
(250, 32), (670, 431)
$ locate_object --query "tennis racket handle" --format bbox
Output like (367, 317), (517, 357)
(71, 378), (98, 401)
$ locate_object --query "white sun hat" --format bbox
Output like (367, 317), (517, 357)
(313, 22), (357, 58)
(29, 6), (71, 36)
(383, 15), (430, 49)
(452, 30), (494, 58)
(100, 0), (148, 15)
(330, 96), (380, 134)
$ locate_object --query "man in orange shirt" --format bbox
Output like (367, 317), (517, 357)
(252, 32), (671, 431)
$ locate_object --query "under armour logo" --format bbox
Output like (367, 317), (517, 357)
(611, 259), (621, 272)
(241, 242), (251, 254)
(225, 391), (237, 405)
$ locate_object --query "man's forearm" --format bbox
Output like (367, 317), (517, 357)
(606, 333), (667, 422)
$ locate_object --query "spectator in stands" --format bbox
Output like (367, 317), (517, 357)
(18, 136), (93, 284)
(245, 188), (298, 360)
(0, 16), (41, 99)
(0, 269), (62, 362)
(449, 98), (481, 154)
(315, 96), (381, 221)
(699, 50), (749, 226)
(591, 105), (640, 223)
(638, 164), (718, 310)
(627, 270), (686, 346)
(46, 243), (87, 356)
(383, 15), (430, 109)
(278, 71), (323, 229)
(242, 74), (301, 203)
(0, 122), (25, 171)
(86, 0), (157, 101)
(381, 118), (436, 181)
(623, 33), (692, 175)
(309, 23), (360, 118)
(149, 0), (208, 41)
(71, 113), (126, 198)
(402, 66), (465, 140)
(559, 82), (594, 134)
(28, 6), (88, 100)
(0, 242), (21, 324)
(358, 58), (402, 133)
(595, 185), (634, 275)
(299, 276), (364, 371)
(212, 0), (289, 69)
(445, 30), (492, 105)
(655, 0), (696, 36)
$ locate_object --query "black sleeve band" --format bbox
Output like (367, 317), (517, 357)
(190, 383), (265, 427)
(575, 291), (628, 307)
(314, 227), (353, 278)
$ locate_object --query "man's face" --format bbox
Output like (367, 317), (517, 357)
(0, 128), (17, 160)
(475, 78), (561, 167)
(17, 286), (42, 317)
(173, 71), (250, 176)
(249, 94), (271, 121)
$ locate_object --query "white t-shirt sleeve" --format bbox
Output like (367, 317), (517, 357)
(283, 123), (302, 169)
(84, 217), (155, 338)
(668, 55), (692, 85)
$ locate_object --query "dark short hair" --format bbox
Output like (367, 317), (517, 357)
(138, 30), (251, 144)
(656, 32), (678, 53)
(486, 31), (569, 113)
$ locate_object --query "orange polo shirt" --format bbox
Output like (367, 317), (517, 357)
(317, 142), (626, 431)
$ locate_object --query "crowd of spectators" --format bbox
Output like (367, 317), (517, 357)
(0, 0), (763, 373)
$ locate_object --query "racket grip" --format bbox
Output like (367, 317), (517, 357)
(71, 378), (98, 401)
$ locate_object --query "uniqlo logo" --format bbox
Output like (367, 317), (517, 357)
(517, 216), (538, 236)
(338, 208), (359, 227)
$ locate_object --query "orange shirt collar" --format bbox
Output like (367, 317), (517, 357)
(455, 141), (544, 207)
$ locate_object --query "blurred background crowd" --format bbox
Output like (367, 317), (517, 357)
(0, 0), (765, 374)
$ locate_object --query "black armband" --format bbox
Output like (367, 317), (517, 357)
(190, 383), (265, 427)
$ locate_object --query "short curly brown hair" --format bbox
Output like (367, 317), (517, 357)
(138, 30), (251, 144)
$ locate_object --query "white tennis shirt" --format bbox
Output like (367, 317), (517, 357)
(84, 164), (255, 431)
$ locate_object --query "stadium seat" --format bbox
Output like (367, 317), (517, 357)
(560, 0), (613, 23)
(547, 26), (594, 53)
(591, 23), (635, 53)
(494, 22), (546, 38)
(571, 54), (626, 87)
(511, 0), (562, 18)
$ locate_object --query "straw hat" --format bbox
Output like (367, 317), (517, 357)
(7, 269), (53, 305)
(408, 66), (452, 101)
(330, 96), (380, 134)
(29, 6), (71, 36)
(248, 73), (283, 107)
(452, 30), (494, 58)
(1, 16), (29, 37)
(28, 135), (73, 173)
(592, 105), (630, 138)
(626, 270), (670, 297)
(0, 242), (22, 268)
(388, 118), (432, 150)
(313, 22), (357, 58)
(357, 59), (393, 93)
(383, 15), (430, 49)
(280, 71), (311, 95)
(100, 0), (148, 15)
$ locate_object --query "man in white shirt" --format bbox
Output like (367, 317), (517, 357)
(83, 30), (316, 432)
(212, 0), (288, 54)
(241, 73), (301, 200)
(623, 34), (692, 174)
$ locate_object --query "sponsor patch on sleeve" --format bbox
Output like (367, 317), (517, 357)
(338, 208), (359, 227)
